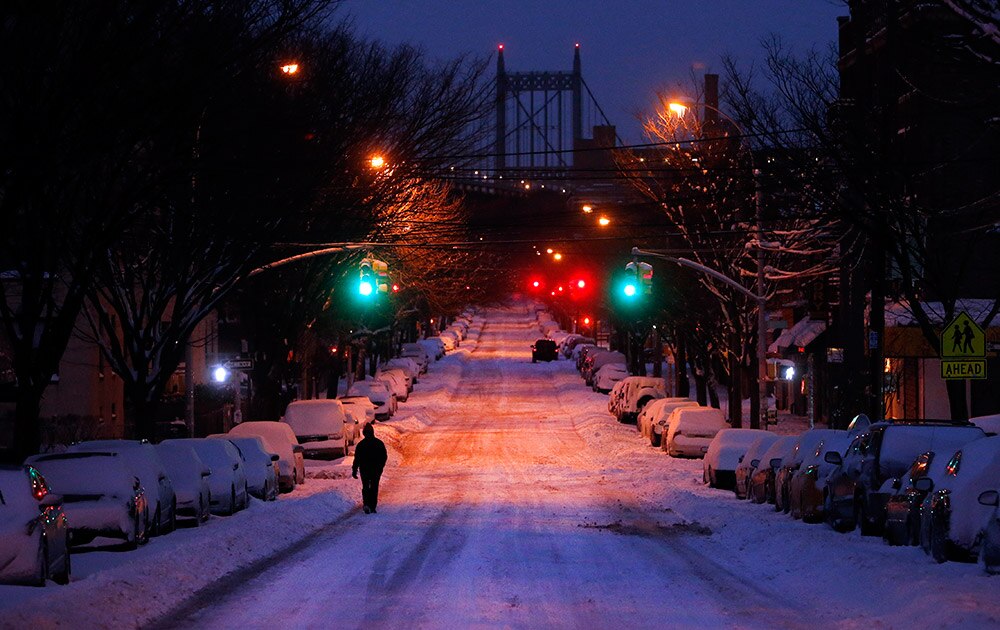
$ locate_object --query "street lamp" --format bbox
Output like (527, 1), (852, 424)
(369, 155), (385, 170)
(279, 63), (300, 75)
(598, 216), (611, 227)
(582, 204), (594, 214)
(663, 99), (769, 429)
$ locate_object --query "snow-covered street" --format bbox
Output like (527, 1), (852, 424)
(3, 307), (998, 629)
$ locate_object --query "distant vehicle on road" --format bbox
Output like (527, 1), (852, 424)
(531, 339), (558, 362)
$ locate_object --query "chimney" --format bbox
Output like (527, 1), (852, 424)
(704, 73), (719, 125)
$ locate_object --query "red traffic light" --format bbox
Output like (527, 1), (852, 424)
(582, 317), (591, 325)
(392, 283), (400, 292)
(576, 279), (586, 289)
(533, 280), (540, 288)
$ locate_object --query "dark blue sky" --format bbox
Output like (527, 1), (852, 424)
(339, 0), (846, 142)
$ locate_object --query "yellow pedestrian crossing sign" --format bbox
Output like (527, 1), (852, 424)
(941, 311), (986, 380)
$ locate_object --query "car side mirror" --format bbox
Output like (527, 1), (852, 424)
(769, 458), (782, 469)
(751, 459), (760, 468)
(270, 453), (280, 462)
(824, 451), (842, 466)
(738, 455), (744, 463)
(979, 490), (1000, 507)
(134, 477), (142, 491)
(232, 462), (239, 471)
(39, 493), (63, 507)
(293, 445), (305, 454)
(201, 469), (212, 477)
(913, 477), (934, 492)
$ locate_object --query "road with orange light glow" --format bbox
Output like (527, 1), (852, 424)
(169, 309), (817, 629)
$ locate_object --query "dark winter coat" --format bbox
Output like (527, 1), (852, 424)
(352, 436), (387, 477)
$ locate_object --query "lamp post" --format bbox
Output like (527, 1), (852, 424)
(664, 99), (769, 429)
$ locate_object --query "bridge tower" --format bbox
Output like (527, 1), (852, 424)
(494, 45), (590, 175)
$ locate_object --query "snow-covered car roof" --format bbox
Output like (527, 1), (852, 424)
(704, 428), (771, 470)
(283, 400), (346, 436)
(226, 422), (299, 462)
(26, 452), (135, 498)
(758, 435), (798, 469)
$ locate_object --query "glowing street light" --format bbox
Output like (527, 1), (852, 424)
(553, 253), (563, 261)
(212, 366), (230, 383)
(598, 216), (611, 227)
(279, 63), (300, 75)
(582, 205), (593, 214)
(369, 155), (385, 170)
(546, 248), (553, 254)
(668, 102), (688, 116)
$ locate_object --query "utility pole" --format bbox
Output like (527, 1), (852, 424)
(754, 169), (768, 430)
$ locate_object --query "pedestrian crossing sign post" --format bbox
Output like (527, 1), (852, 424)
(940, 311), (987, 380)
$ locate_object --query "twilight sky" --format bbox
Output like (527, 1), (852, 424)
(339, 0), (846, 142)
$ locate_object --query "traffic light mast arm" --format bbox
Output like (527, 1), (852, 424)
(630, 247), (761, 303)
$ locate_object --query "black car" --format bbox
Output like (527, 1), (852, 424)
(531, 339), (558, 362)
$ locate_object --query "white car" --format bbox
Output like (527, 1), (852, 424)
(439, 330), (459, 350)
(341, 395), (376, 428)
(0, 465), (70, 585)
(25, 452), (148, 549)
(220, 436), (280, 502)
(419, 337), (446, 359)
(400, 343), (430, 372)
(283, 399), (349, 459)
(611, 376), (667, 423)
(164, 438), (248, 515)
(703, 429), (772, 490)
(154, 442), (212, 524)
(650, 399), (702, 447)
(348, 379), (395, 420)
(665, 407), (728, 458)
(378, 368), (410, 402)
(228, 421), (305, 492)
(734, 433), (781, 500)
(68, 440), (177, 536)
(385, 357), (420, 384)
(593, 363), (629, 393)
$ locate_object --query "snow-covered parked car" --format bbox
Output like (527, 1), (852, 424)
(215, 436), (279, 502)
(611, 376), (667, 424)
(979, 488), (1000, 574)
(593, 363), (628, 394)
(734, 433), (781, 500)
(703, 428), (771, 490)
(665, 407), (728, 458)
(419, 337), (445, 360)
(341, 395), (376, 428)
(919, 436), (1000, 562)
(583, 351), (625, 387)
(787, 431), (851, 522)
(748, 436), (797, 504)
(824, 421), (985, 535)
(970, 414), (1000, 436)
(774, 429), (847, 514)
(154, 442), (211, 524)
(401, 343), (431, 372)
(385, 357), (421, 385)
(25, 452), (148, 549)
(378, 368), (409, 402)
(164, 438), (248, 515)
(283, 399), (349, 459)
(572, 343), (597, 368)
(883, 450), (951, 546)
(651, 400), (703, 447)
(228, 421), (304, 492)
(68, 440), (176, 536)
(348, 379), (395, 420)
(0, 465), (70, 585)
(438, 330), (459, 351)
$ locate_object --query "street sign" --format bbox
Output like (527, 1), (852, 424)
(223, 358), (254, 371)
(941, 311), (986, 380)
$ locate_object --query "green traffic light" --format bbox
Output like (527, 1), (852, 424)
(359, 281), (373, 296)
(623, 283), (637, 297)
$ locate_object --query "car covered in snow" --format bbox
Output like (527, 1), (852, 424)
(227, 421), (305, 492)
(823, 421), (985, 534)
(164, 438), (248, 515)
(774, 429), (846, 514)
(978, 488), (1000, 574)
(386, 357), (421, 385)
(347, 379), (395, 420)
(419, 337), (446, 360)
(561, 335), (594, 359)
(787, 431), (850, 522)
(531, 338), (558, 362)
(154, 442), (212, 524)
(919, 435), (1000, 562)
(882, 450), (951, 546)
(734, 433), (781, 500)
(582, 351), (625, 387)
(25, 452), (148, 549)
(68, 440), (177, 536)
(748, 436), (797, 504)
(610, 376), (667, 424)
(378, 368), (409, 402)
(283, 399), (350, 459)
(665, 407), (728, 458)
(340, 395), (376, 428)
(0, 465), (70, 585)
(970, 414), (1000, 436)
(649, 399), (702, 447)
(214, 436), (280, 502)
(400, 343), (431, 372)
(703, 428), (771, 490)
(592, 363), (628, 394)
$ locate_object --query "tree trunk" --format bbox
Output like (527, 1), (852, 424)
(676, 334), (690, 397)
(652, 327), (662, 378)
(749, 339), (761, 430)
(729, 349), (742, 428)
(694, 357), (708, 406)
(10, 384), (43, 463)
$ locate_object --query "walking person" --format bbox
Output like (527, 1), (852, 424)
(352, 422), (387, 514)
